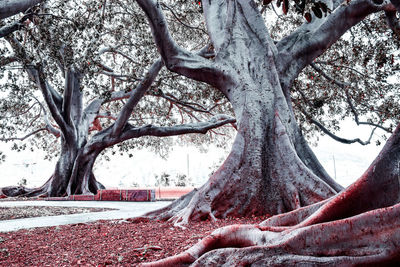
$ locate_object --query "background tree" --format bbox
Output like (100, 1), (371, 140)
(0, 0), (235, 197)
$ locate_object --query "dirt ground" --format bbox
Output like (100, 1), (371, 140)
(0, 207), (268, 265)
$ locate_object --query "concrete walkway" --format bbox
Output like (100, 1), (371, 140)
(0, 200), (171, 232)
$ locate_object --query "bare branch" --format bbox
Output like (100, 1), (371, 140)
(309, 115), (377, 145)
(299, 104), (378, 145)
(30, 96), (60, 137)
(98, 48), (143, 66)
(135, 0), (227, 87)
(119, 114), (236, 141)
(111, 58), (163, 137)
(25, 109), (41, 129)
(310, 63), (351, 88)
(161, 3), (208, 35)
(0, 56), (18, 67)
(154, 89), (220, 114)
(0, 128), (46, 142)
(32, 65), (69, 137)
(100, 71), (140, 82)
(314, 61), (368, 78)
(311, 63), (392, 133)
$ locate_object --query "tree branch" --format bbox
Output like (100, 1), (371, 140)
(311, 63), (392, 133)
(161, 3), (208, 35)
(62, 68), (75, 126)
(202, 0), (228, 53)
(0, 128), (46, 142)
(111, 58), (163, 137)
(310, 62), (351, 88)
(154, 89), (222, 114)
(0, 56), (18, 67)
(119, 114), (236, 141)
(276, 0), (394, 93)
(297, 102), (378, 146)
(0, 17), (25, 38)
(78, 77), (156, 140)
(0, 0), (43, 20)
(98, 48), (143, 66)
(135, 0), (227, 88)
(309, 115), (377, 145)
(25, 96), (59, 137)
(314, 61), (368, 78)
(32, 65), (69, 138)
(1, 101), (38, 118)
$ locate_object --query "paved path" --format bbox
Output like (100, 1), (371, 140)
(0, 201), (171, 232)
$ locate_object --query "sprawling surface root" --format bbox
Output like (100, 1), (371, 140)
(143, 203), (400, 266)
(0, 172), (104, 198)
(145, 189), (199, 222)
(259, 198), (329, 228)
(0, 177), (52, 198)
(142, 124), (400, 266)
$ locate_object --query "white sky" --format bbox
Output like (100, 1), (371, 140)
(312, 119), (384, 187)
(0, 117), (386, 189)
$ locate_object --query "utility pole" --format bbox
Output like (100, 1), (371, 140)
(332, 154), (337, 180)
(187, 153), (190, 179)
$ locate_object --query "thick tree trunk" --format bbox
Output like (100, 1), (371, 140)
(143, 124), (400, 266)
(145, 1), (340, 225)
(67, 148), (103, 195)
(0, 139), (104, 198)
(147, 107), (338, 225)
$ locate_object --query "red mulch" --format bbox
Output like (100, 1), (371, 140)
(0, 215), (269, 266)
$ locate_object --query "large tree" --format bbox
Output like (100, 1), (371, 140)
(137, 0), (399, 225)
(132, 0), (400, 265)
(0, 0), (234, 197)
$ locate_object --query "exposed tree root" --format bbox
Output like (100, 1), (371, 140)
(142, 124), (400, 266)
(142, 202), (400, 266)
(259, 198), (330, 228)
(0, 177), (52, 198)
(0, 171), (105, 198)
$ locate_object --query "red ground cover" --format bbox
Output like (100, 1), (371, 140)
(0, 216), (268, 266)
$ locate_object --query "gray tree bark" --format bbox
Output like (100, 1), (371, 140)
(0, 0), (43, 20)
(139, 0), (383, 225)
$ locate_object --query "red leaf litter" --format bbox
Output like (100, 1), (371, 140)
(0, 215), (269, 266)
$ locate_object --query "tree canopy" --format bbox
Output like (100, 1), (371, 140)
(0, 0), (235, 197)
(2, 0), (400, 264)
